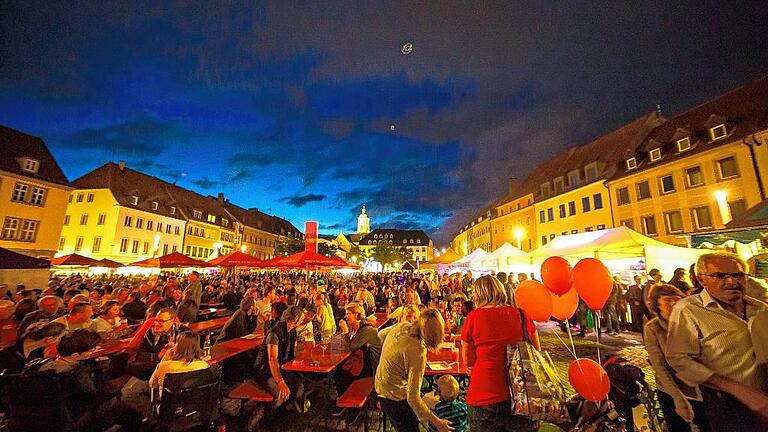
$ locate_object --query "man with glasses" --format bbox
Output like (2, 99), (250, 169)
(666, 252), (768, 430)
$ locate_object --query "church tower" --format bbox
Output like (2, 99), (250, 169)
(357, 205), (370, 234)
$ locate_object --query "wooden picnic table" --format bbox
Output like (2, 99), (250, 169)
(208, 333), (263, 365)
(188, 315), (230, 333)
(281, 344), (350, 374)
(425, 345), (468, 376)
(372, 312), (389, 329)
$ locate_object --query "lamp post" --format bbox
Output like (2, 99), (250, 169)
(714, 190), (731, 224)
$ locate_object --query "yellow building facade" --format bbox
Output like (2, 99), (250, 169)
(534, 181), (613, 246)
(1, 126), (72, 258)
(491, 193), (536, 251)
(59, 188), (186, 261)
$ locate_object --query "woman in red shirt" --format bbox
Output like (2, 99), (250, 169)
(461, 275), (540, 432)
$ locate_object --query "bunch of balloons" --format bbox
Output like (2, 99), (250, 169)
(513, 255), (615, 401)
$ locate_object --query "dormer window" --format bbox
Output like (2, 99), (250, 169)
(130, 196), (139, 205)
(21, 158), (40, 174)
(151, 201), (158, 210)
(649, 148), (662, 162)
(192, 209), (202, 219)
(170, 206), (176, 215)
(676, 137), (691, 152)
(207, 214), (216, 223)
(626, 158), (637, 170)
(568, 170), (580, 188)
(710, 124), (727, 141)
(222, 218), (229, 226)
(540, 182), (551, 196)
(553, 177), (565, 193)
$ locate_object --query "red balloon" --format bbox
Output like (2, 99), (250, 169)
(515, 280), (553, 322)
(572, 258), (613, 310)
(568, 358), (610, 401)
(541, 256), (573, 295)
(551, 288), (579, 321)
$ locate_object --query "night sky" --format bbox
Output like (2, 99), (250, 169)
(2, 2), (767, 245)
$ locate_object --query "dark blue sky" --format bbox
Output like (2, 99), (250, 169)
(2, 2), (767, 245)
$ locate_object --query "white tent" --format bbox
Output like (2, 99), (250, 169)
(477, 243), (529, 272)
(448, 248), (488, 272)
(528, 227), (707, 279)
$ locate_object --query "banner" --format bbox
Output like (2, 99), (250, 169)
(305, 221), (318, 253)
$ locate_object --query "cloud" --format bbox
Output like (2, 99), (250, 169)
(191, 177), (221, 190)
(279, 193), (326, 207)
(320, 223), (345, 231)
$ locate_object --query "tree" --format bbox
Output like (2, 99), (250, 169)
(347, 245), (369, 263)
(318, 242), (339, 258)
(273, 236), (303, 256)
(371, 241), (411, 269)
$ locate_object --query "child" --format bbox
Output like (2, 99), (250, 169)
(428, 375), (468, 432)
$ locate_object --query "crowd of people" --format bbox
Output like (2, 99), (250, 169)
(0, 250), (765, 431)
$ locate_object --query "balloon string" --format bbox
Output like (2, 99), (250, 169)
(550, 326), (577, 359)
(595, 312), (602, 364)
(566, 325), (578, 359)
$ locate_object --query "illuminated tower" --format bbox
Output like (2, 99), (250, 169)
(357, 205), (370, 234)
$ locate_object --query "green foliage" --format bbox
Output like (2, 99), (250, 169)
(318, 242), (339, 258)
(273, 236), (303, 256)
(371, 241), (411, 268)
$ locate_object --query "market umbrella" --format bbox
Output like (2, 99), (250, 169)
(268, 250), (341, 270)
(49, 253), (102, 266)
(94, 258), (124, 268)
(0, 247), (51, 269)
(129, 251), (211, 268)
(207, 251), (263, 267)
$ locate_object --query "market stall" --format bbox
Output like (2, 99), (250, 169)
(476, 242), (530, 274)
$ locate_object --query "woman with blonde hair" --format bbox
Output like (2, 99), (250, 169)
(375, 308), (452, 432)
(461, 275), (539, 432)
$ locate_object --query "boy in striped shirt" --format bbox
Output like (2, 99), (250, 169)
(428, 375), (468, 432)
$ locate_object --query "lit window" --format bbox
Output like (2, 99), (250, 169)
(649, 148), (662, 162)
(660, 175), (676, 194)
(685, 166), (704, 187)
(170, 206), (176, 214)
(717, 156), (739, 179)
(20, 219), (38, 242)
(12, 183), (28, 202)
(692, 206), (713, 229)
(636, 181), (651, 200)
(641, 215), (658, 236)
(130, 196), (138, 205)
(152, 201), (159, 210)
(616, 187), (630, 205)
(22, 158), (40, 173)
(207, 214), (216, 223)
(710, 124), (727, 140)
(665, 211), (684, 233)
(30, 187), (46, 205)
(596, 224), (606, 230)
(676, 137), (691, 152)
(626, 158), (637, 170)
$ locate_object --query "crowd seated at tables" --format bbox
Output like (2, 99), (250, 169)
(0, 251), (765, 432)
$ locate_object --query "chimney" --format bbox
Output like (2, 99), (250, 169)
(118, 160), (126, 171)
(217, 192), (224, 202)
(508, 176), (520, 194)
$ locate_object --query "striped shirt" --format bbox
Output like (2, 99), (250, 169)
(666, 289), (766, 390)
(427, 399), (468, 432)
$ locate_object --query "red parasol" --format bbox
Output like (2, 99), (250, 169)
(49, 253), (102, 266)
(207, 251), (263, 267)
(129, 251), (211, 268)
(95, 258), (125, 268)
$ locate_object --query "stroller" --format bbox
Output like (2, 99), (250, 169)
(567, 355), (661, 432)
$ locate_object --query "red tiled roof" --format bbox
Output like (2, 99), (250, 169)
(0, 125), (70, 186)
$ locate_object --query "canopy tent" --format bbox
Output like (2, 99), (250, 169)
(260, 250), (343, 270)
(448, 248), (488, 272)
(0, 247), (51, 290)
(476, 243), (529, 271)
(129, 252), (211, 268)
(420, 248), (461, 273)
(328, 255), (362, 269)
(96, 258), (125, 268)
(207, 251), (263, 267)
(49, 253), (102, 267)
(400, 260), (417, 271)
(528, 226), (707, 279)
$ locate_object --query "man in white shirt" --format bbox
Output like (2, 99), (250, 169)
(666, 252), (768, 430)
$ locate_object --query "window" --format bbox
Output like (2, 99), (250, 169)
(59, 237), (66, 250)
(585, 163), (598, 181)
(676, 137), (691, 152)
(3, 216), (21, 240)
(541, 236), (548, 245)
(193, 210), (202, 219)
(717, 156), (739, 179)
(166, 224), (171, 233)
(174, 226), (180, 235)
(626, 158), (637, 170)
(97, 214), (106, 225)
(147, 221), (154, 230)
(132, 240), (139, 254)
(136, 218), (143, 229)
(561, 231), (568, 236)
(170, 206), (176, 215)
(12, 183), (28, 202)
(22, 158), (39, 173)
(685, 166), (704, 187)
(660, 175), (676, 194)
(19, 220), (38, 242)
(649, 148), (662, 162)
(130, 196), (138, 205)
(559, 204), (566, 218)
(549, 234), (556, 240)
(222, 218), (229, 226)
(417, 238), (422, 244)
(76, 193), (84, 203)
(596, 224), (606, 230)
(193, 227), (199, 236)
(728, 199), (747, 220)
(540, 183), (551, 196)
(92, 237), (102, 253)
(554, 177), (565, 193)
(124, 216), (132, 227)
(571, 229), (578, 234)
(568, 201), (576, 216)
(636, 181), (651, 200)
(68, 194), (72, 203)
(157, 222), (163, 232)
(620, 219), (634, 230)
(547, 208), (554, 222)
(616, 187), (630, 205)
(74, 237), (84, 252)
(30, 187), (46, 205)
(80, 214), (88, 225)
(63, 215), (70, 226)
(539, 211), (546, 223)
(665, 211), (684, 233)
(163, 244), (169, 255)
(582, 197), (591, 212)
(692, 206), (713, 229)
(192, 246), (198, 257)
(152, 201), (159, 210)
(207, 214), (216, 223)
(172, 245), (177, 252)
(143, 241), (150, 254)
(641, 215), (658, 236)
(568, 171), (580, 188)
(186, 245), (191, 255)
(593, 193), (603, 209)
(710, 124), (727, 140)
(119, 238), (128, 253)
(585, 226), (594, 232)
(86, 193), (94, 202)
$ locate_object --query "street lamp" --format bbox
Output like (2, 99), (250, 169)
(240, 245), (248, 253)
(714, 190), (731, 224)
(513, 227), (525, 249)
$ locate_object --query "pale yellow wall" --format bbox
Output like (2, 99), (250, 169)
(59, 189), (185, 262)
(240, 226), (278, 259)
(182, 220), (235, 259)
(492, 193), (537, 251)
(0, 171), (71, 257)
(451, 230), (468, 257)
(534, 181), (613, 246)
(608, 142), (764, 246)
